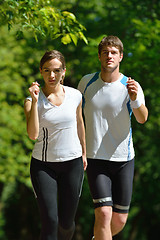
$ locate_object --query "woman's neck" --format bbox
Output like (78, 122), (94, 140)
(42, 84), (63, 96)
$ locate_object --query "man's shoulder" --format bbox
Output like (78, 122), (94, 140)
(78, 72), (99, 92)
(119, 74), (128, 86)
(82, 72), (97, 80)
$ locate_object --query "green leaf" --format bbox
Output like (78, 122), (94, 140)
(61, 33), (71, 44)
(79, 31), (88, 44)
(69, 33), (78, 45)
(62, 11), (76, 21)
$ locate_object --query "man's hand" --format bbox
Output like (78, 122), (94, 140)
(127, 77), (138, 101)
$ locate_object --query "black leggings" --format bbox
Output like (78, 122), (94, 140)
(30, 157), (84, 240)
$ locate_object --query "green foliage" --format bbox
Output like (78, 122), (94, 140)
(0, 26), (41, 239)
(0, 0), (160, 239)
(0, 0), (88, 45)
(77, 174), (94, 239)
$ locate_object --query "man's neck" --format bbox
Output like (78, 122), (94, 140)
(100, 69), (121, 83)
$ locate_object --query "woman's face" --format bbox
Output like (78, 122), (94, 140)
(40, 58), (65, 87)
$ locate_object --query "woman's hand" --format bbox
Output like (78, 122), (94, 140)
(24, 82), (40, 140)
(76, 100), (87, 170)
(29, 82), (40, 102)
(82, 154), (88, 171)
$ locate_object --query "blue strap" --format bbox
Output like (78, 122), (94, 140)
(120, 75), (128, 86)
(82, 72), (99, 108)
(120, 75), (133, 117)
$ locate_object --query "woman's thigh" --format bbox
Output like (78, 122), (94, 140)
(58, 157), (84, 228)
(30, 158), (58, 225)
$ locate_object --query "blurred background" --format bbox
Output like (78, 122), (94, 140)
(0, 0), (160, 239)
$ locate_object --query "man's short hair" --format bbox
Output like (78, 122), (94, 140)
(98, 36), (123, 55)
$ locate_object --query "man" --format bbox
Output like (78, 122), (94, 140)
(78, 36), (148, 240)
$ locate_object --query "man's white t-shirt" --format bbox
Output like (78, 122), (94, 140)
(78, 72), (145, 162)
(27, 86), (82, 162)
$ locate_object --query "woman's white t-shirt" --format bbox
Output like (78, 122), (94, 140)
(27, 86), (82, 162)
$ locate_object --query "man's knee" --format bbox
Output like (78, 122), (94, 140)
(112, 212), (128, 226)
(58, 222), (75, 240)
(111, 212), (128, 236)
(95, 206), (112, 226)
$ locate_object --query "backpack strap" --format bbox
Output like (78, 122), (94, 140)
(82, 72), (99, 108)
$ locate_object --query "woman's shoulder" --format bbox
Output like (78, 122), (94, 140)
(26, 89), (44, 100)
(63, 85), (82, 96)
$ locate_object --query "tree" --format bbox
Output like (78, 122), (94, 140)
(0, 0), (160, 239)
(0, 0), (88, 238)
(57, 1), (160, 239)
(0, 0), (88, 45)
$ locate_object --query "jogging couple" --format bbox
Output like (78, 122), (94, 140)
(24, 35), (148, 240)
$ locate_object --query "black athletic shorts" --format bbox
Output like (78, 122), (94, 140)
(86, 158), (134, 213)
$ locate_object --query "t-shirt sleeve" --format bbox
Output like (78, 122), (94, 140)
(77, 74), (94, 94)
(136, 82), (146, 105)
(26, 96), (32, 102)
(130, 82), (146, 109)
(67, 86), (82, 107)
(77, 76), (86, 93)
(75, 89), (82, 106)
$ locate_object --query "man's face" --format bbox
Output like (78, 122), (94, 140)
(98, 45), (123, 72)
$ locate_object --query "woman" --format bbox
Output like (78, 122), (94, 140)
(24, 50), (87, 240)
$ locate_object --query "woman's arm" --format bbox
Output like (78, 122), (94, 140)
(76, 100), (87, 170)
(24, 82), (40, 140)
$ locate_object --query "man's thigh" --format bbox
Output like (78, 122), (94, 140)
(112, 159), (135, 213)
(86, 158), (134, 212)
(87, 158), (113, 208)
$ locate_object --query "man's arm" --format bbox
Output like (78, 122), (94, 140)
(132, 104), (148, 124)
(127, 77), (148, 124)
